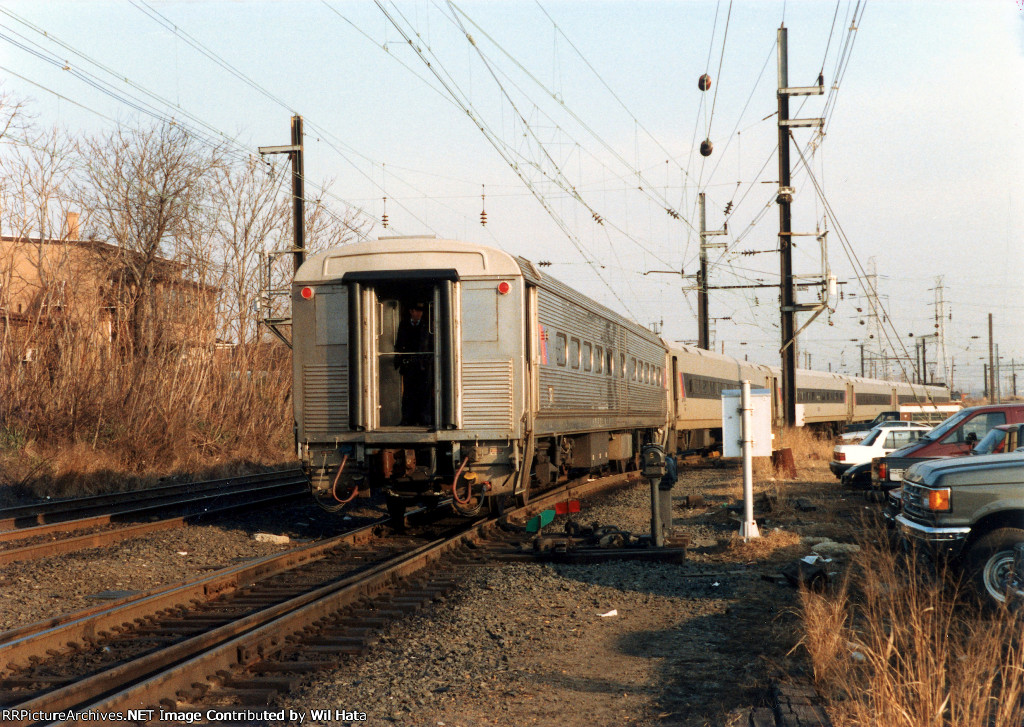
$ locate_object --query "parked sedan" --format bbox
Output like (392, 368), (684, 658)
(838, 419), (928, 443)
(831, 424), (931, 478)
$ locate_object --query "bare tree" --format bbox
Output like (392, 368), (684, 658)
(0, 123), (77, 367)
(266, 179), (371, 323)
(76, 121), (224, 355)
(209, 156), (289, 346)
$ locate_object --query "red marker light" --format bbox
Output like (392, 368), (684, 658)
(300, 287), (314, 300)
(497, 281), (511, 295)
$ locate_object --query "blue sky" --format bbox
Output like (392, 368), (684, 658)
(1, 1), (1021, 395)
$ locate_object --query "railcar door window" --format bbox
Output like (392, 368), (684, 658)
(595, 346), (604, 374)
(583, 342), (592, 372)
(374, 283), (437, 428)
(570, 338), (581, 369)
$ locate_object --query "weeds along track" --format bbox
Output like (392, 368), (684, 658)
(0, 472), (639, 726)
(0, 470), (309, 565)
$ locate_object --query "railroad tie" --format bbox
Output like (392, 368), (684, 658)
(222, 676), (299, 692)
(206, 686), (278, 705)
(249, 660), (333, 673)
(0, 676), (74, 688)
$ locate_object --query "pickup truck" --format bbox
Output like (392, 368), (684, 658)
(895, 452), (1024, 605)
(843, 411), (899, 436)
(871, 403), (1024, 491)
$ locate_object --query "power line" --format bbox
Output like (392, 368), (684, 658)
(373, 0), (637, 318)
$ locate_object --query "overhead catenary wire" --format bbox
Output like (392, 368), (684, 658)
(0, 9), (380, 237)
(127, 0), (455, 239)
(705, 0), (733, 155)
(443, 1), (697, 235)
(373, 0), (638, 318)
(436, 5), (680, 271)
(791, 131), (935, 400)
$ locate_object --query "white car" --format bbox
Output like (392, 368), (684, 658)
(831, 424), (931, 478)
(838, 419), (928, 443)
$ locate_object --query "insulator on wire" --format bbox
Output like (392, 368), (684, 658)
(480, 184), (487, 226)
(592, 211), (604, 225)
(381, 197), (388, 229)
(700, 139), (713, 157)
(698, 73), (712, 91)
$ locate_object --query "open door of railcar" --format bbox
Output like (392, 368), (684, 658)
(346, 275), (456, 431)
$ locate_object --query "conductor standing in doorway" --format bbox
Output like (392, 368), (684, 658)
(394, 302), (433, 426)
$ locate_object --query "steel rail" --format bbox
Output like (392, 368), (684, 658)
(0, 473), (309, 545)
(3, 471), (638, 726)
(0, 483), (309, 566)
(0, 468), (304, 530)
(0, 499), (452, 659)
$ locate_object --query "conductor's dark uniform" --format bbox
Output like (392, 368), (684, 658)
(394, 305), (433, 426)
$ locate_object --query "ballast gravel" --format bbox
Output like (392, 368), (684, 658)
(2, 461), (857, 726)
(281, 470), (816, 727)
(0, 499), (384, 631)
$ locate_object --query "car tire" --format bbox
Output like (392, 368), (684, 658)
(864, 489), (886, 503)
(964, 527), (1024, 607)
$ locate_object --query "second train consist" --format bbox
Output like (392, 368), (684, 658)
(291, 237), (950, 514)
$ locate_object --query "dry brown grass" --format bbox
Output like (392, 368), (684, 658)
(798, 537), (1024, 727)
(726, 526), (803, 562)
(0, 312), (293, 500)
(749, 426), (834, 483)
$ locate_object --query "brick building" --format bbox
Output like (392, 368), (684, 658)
(0, 213), (217, 357)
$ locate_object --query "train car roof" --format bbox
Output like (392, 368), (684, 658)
(515, 255), (662, 344)
(296, 237), (662, 345)
(295, 237), (524, 283)
(666, 343), (774, 374)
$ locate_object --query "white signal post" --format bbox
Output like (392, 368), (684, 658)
(739, 380), (760, 539)
(723, 382), (766, 540)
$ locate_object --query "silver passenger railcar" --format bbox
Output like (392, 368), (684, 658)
(292, 237), (668, 515)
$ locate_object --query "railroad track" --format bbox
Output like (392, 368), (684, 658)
(0, 471), (642, 726)
(0, 470), (309, 565)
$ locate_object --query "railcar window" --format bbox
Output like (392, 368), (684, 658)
(656, 367), (662, 386)
(583, 342), (592, 372)
(643, 362), (650, 384)
(620, 354), (626, 379)
(594, 346), (603, 374)
(630, 357), (637, 381)
(570, 337), (581, 370)
(555, 333), (567, 367)
(606, 349), (614, 376)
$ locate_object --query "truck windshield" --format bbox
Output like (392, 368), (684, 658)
(870, 412), (897, 427)
(921, 409), (971, 441)
(973, 428), (1007, 455)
